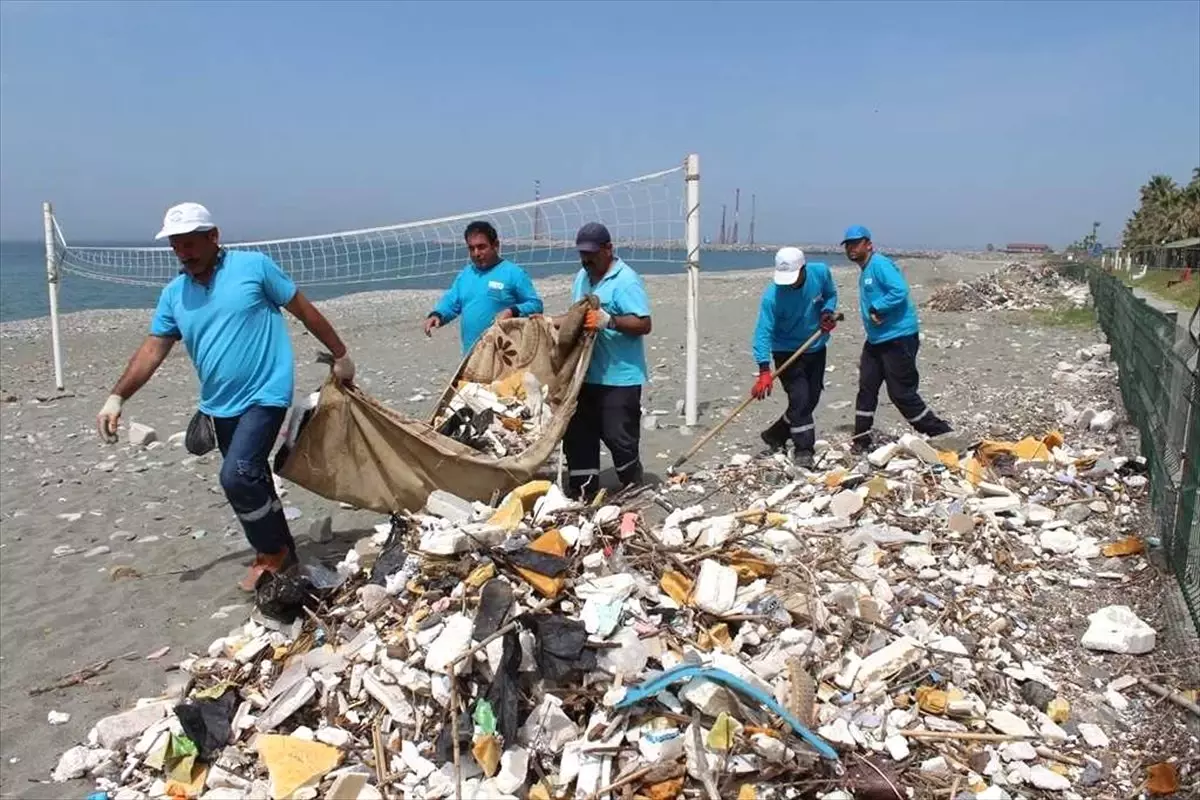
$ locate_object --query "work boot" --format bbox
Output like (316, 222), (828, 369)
(793, 450), (815, 469)
(239, 548), (298, 593)
(760, 421), (789, 453)
(850, 432), (874, 455)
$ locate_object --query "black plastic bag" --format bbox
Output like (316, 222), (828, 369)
(184, 410), (217, 457)
(369, 515), (409, 587)
(436, 407), (495, 452)
(174, 688), (238, 761)
(484, 630), (523, 744)
(523, 614), (595, 682)
(473, 579), (514, 641)
(435, 709), (474, 764)
(254, 568), (316, 625)
(504, 549), (570, 578)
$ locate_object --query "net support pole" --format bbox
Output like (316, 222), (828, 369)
(684, 153), (700, 428)
(43, 201), (65, 391)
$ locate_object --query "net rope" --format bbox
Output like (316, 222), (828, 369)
(52, 165), (686, 287)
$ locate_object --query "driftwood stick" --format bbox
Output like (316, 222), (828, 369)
(1137, 677), (1200, 717)
(899, 729), (1032, 743)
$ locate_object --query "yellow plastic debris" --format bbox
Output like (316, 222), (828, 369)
(1042, 430), (1065, 450)
(472, 734), (501, 777)
(488, 480), (553, 531)
(646, 777), (685, 800)
(734, 510), (789, 528)
(938, 450), (960, 470)
(916, 686), (949, 715)
(737, 785), (758, 800)
(1047, 697), (1070, 723)
(1014, 436), (1052, 461)
(865, 475), (890, 498)
(528, 781), (554, 800)
(164, 764), (208, 799)
(514, 528), (568, 598)
(698, 623), (733, 652)
(726, 550), (776, 582)
(258, 735), (342, 800)
(660, 570), (694, 605)
(1102, 537), (1145, 557)
(706, 712), (743, 751)
(824, 469), (846, 488)
(489, 370), (529, 399)
(465, 563), (497, 588)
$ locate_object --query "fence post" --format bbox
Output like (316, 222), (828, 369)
(684, 153), (700, 428)
(42, 201), (65, 391)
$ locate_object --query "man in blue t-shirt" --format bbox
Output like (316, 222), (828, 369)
(425, 221), (543, 355)
(749, 247), (839, 467)
(560, 222), (652, 500)
(95, 202), (356, 592)
(841, 225), (952, 452)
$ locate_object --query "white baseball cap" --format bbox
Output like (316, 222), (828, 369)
(155, 202), (216, 240)
(773, 246), (806, 285)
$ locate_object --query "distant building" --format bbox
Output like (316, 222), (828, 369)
(1004, 243), (1052, 254)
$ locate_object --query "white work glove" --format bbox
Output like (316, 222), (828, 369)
(97, 394), (123, 443)
(332, 353), (356, 384)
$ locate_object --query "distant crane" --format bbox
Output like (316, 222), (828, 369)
(719, 204), (727, 245)
(731, 188), (741, 245)
(749, 194), (756, 246)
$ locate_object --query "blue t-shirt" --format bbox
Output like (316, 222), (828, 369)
(432, 259), (544, 355)
(858, 252), (919, 344)
(150, 250), (298, 418)
(752, 262), (839, 366)
(571, 259), (651, 387)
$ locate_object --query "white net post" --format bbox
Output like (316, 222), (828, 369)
(684, 153), (700, 427)
(42, 201), (65, 391)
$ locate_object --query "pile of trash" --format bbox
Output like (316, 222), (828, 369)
(47, 350), (1197, 800)
(434, 371), (555, 458)
(926, 262), (1089, 312)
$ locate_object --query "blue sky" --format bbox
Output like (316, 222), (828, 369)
(1, 0), (1196, 249)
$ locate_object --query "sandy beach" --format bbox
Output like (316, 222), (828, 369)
(0, 254), (1187, 798)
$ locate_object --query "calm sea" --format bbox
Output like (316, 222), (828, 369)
(0, 240), (853, 323)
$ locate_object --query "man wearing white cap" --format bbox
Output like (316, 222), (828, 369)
(96, 202), (356, 592)
(749, 247), (839, 467)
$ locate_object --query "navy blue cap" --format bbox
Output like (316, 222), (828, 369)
(576, 222), (612, 253)
(841, 225), (872, 244)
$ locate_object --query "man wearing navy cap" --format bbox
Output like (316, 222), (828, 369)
(749, 246), (839, 467)
(561, 222), (653, 499)
(842, 225), (952, 451)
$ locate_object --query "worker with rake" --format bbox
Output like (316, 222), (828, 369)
(750, 246), (839, 467)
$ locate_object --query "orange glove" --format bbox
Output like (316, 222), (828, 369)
(584, 308), (612, 332)
(751, 369), (773, 400)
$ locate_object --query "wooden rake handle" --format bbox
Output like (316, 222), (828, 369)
(669, 312), (844, 473)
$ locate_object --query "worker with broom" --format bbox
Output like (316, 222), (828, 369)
(841, 225), (953, 451)
(750, 246), (839, 467)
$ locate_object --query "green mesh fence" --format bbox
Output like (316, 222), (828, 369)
(1075, 263), (1200, 632)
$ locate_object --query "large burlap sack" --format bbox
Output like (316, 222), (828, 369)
(277, 298), (595, 514)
